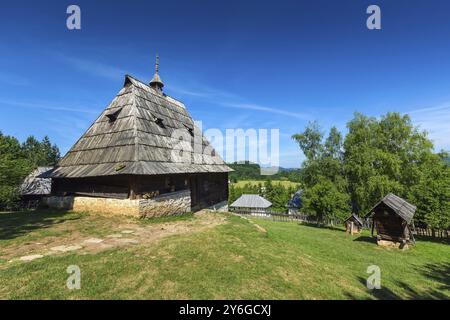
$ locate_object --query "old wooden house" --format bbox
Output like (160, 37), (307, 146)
(45, 57), (232, 217)
(365, 193), (416, 247)
(343, 213), (363, 235)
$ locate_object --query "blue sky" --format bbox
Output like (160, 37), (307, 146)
(1, 0), (450, 168)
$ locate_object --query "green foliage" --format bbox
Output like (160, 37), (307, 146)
(408, 153), (450, 229)
(302, 178), (350, 221)
(292, 123), (349, 221)
(0, 132), (60, 210)
(22, 135), (60, 167)
(292, 112), (450, 229)
(228, 161), (302, 183)
(228, 162), (262, 181)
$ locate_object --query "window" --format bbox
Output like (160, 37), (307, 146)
(105, 108), (122, 123)
(152, 114), (165, 128)
(155, 117), (165, 128)
(184, 124), (194, 137)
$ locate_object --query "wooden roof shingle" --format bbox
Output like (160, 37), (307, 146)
(230, 194), (272, 209)
(49, 75), (232, 178)
(365, 193), (416, 223)
(344, 213), (364, 226)
(20, 167), (53, 196)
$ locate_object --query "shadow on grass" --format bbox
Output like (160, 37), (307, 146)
(346, 262), (450, 300)
(0, 209), (79, 240)
(414, 235), (450, 245)
(298, 221), (346, 232)
(353, 236), (377, 244)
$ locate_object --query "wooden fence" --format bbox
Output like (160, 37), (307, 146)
(414, 226), (449, 239)
(230, 208), (344, 226)
(230, 208), (448, 239)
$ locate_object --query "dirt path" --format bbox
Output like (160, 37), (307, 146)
(3, 210), (227, 263)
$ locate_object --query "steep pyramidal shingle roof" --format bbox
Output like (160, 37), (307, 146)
(49, 75), (232, 178)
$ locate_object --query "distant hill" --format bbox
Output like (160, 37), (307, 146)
(228, 161), (302, 182)
(444, 157), (450, 166)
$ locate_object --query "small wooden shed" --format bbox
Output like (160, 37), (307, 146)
(344, 213), (363, 235)
(365, 193), (416, 247)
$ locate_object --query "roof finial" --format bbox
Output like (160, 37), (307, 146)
(149, 53), (164, 92)
(155, 54), (160, 74)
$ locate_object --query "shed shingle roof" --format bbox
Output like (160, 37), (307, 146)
(344, 213), (364, 226)
(230, 194), (272, 209)
(365, 193), (416, 223)
(20, 167), (53, 196)
(49, 75), (232, 178)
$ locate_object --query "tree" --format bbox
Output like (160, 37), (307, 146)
(292, 124), (350, 222)
(292, 121), (324, 187)
(343, 112), (445, 223)
(292, 121), (323, 162)
(22, 135), (60, 167)
(264, 181), (290, 212)
(0, 132), (31, 209)
(408, 152), (450, 230)
(293, 111), (449, 229)
(0, 132), (61, 210)
(302, 178), (350, 222)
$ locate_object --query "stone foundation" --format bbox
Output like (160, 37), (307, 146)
(43, 196), (140, 216)
(139, 190), (191, 218)
(43, 189), (191, 218)
(377, 239), (410, 250)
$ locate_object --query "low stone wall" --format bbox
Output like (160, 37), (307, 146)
(43, 196), (140, 216)
(43, 190), (191, 218)
(139, 190), (191, 218)
(42, 196), (75, 210)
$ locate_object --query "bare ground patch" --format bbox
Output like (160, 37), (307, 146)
(1, 210), (227, 264)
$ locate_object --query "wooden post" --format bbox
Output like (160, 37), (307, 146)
(129, 176), (138, 200)
(371, 220), (375, 237)
(350, 221), (354, 235)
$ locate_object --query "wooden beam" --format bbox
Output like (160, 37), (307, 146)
(129, 176), (138, 200)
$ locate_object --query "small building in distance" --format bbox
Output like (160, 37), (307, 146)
(365, 193), (416, 248)
(20, 167), (53, 209)
(229, 194), (272, 215)
(287, 189), (303, 215)
(343, 213), (363, 235)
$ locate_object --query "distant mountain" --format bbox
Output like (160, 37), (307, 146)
(227, 162), (302, 182)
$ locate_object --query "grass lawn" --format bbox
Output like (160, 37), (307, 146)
(231, 179), (300, 189)
(0, 210), (448, 299)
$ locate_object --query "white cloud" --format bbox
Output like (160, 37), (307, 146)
(57, 55), (129, 81)
(220, 102), (312, 120)
(408, 104), (450, 151)
(0, 99), (98, 114)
